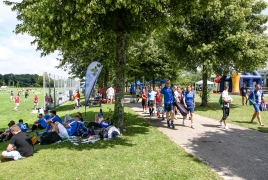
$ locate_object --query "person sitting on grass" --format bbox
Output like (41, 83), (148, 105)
(48, 121), (69, 139)
(65, 115), (80, 136)
(0, 121), (15, 142)
(77, 112), (84, 122)
(95, 113), (111, 128)
(17, 119), (30, 133)
(1, 124), (34, 161)
(31, 113), (47, 132)
(45, 110), (63, 132)
(43, 109), (51, 121)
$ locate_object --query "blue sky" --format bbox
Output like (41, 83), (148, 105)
(0, 1), (268, 76)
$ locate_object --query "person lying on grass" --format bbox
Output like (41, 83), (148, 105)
(1, 124), (33, 161)
(65, 115), (85, 136)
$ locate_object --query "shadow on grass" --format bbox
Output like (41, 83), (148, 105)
(195, 102), (240, 112)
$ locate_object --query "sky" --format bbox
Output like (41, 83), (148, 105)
(0, 1), (268, 77)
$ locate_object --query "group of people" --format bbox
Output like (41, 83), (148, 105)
(10, 90), (39, 111)
(136, 79), (265, 130)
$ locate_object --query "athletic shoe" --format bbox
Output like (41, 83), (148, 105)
(218, 120), (223, 126)
(171, 121), (175, 129)
(191, 124), (195, 129)
(167, 121), (170, 128)
(224, 126), (229, 130)
(182, 120), (185, 126)
(26, 129), (32, 133)
(174, 116), (178, 120)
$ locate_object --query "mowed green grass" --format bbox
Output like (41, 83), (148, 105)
(0, 89), (221, 180)
(195, 93), (268, 133)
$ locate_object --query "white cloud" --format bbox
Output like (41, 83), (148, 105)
(0, 2), (71, 77)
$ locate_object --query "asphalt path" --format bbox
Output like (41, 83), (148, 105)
(125, 98), (268, 180)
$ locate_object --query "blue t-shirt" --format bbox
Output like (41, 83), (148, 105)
(18, 122), (27, 132)
(160, 86), (174, 104)
(66, 121), (79, 136)
(38, 117), (47, 128)
(51, 115), (63, 124)
(249, 90), (263, 104)
(184, 91), (195, 105)
(44, 113), (51, 120)
(148, 91), (157, 101)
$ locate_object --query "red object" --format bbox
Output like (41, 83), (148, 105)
(34, 96), (38, 103)
(214, 76), (221, 83)
(14, 96), (20, 103)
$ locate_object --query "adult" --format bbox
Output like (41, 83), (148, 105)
(107, 85), (115, 105)
(240, 83), (248, 105)
(219, 85), (233, 129)
(1, 125), (34, 161)
(46, 110), (63, 132)
(248, 84), (265, 126)
(72, 90), (81, 109)
(135, 86), (141, 103)
(33, 95), (38, 110)
(43, 109), (51, 121)
(13, 95), (20, 112)
(148, 87), (157, 116)
(160, 80), (175, 128)
(183, 85), (195, 129)
(173, 86), (179, 119)
(31, 113), (47, 132)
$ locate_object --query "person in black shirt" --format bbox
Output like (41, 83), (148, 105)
(240, 84), (248, 105)
(1, 125), (34, 161)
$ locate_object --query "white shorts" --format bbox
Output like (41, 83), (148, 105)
(15, 103), (19, 107)
(107, 95), (113, 99)
(34, 103), (38, 106)
(10, 96), (13, 99)
(2, 150), (23, 160)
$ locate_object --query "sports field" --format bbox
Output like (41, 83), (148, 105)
(0, 89), (220, 180)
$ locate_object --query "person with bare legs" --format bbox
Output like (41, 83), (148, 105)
(248, 84), (265, 126)
(160, 80), (175, 128)
(219, 85), (232, 129)
(182, 85), (195, 129)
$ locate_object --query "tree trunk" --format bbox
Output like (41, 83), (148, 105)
(200, 66), (208, 107)
(103, 67), (109, 99)
(114, 10), (126, 127)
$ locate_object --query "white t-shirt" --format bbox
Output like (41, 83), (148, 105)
(107, 87), (114, 96)
(98, 117), (104, 124)
(57, 123), (69, 138)
(135, 88), (140, 95)
(174, 91), (179, 99)
(222, 90), (231, 107)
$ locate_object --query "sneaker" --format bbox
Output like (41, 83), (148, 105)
(26, 129), (32, 133)
(218, 120), (222, 126)
(191, 124), (195, 129)
(182, 120), (185, 126)
(167, 121), (170, 128)
(224, 126), (229, 130)
(171, 121), (175, 129)
(174, 116), (178, 120)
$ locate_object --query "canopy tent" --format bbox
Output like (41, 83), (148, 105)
(195, 80), (214, 91)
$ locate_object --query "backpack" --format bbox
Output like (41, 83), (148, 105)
(31, 136), (39, 145)
(218, 95), (222, 105)
(40, 132), (62, 145)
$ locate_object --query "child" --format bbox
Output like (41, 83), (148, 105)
(13, 96), (20, 111)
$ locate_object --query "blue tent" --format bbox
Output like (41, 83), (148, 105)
(148, 78), (166, 84)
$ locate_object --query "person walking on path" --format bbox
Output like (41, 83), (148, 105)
(160, 80), (175, 128)
(240, 83), (248, 105)
(182, 85), (195, 129)
(135, 86), (141, 103)
(141, 89), (148, 112)
(155, 88), (162, 118)
(148, 87), (157, 117)
(219, 85), (233, 130)
(248, 84), (265, 126)
(107, 85), (115, 105)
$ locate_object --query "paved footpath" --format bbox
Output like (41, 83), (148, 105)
(125, 98), (268, 180)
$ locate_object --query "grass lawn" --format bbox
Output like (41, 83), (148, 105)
(0, 89), (220, 180)
(195, 93), (268, 133)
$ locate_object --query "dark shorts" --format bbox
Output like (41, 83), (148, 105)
(186, 104), (194, 113)
(148, 100), (154, 107)
(164, 103), (174, 112)
(136, 95), (140, 97)
(142, 99), (146, 106)
(222, 107), (229, 120)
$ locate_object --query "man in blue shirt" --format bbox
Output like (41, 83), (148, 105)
(148, 87), (157, 116)
(183, 85), (195, 129)
(43, 109), (51, 120)
(65, 115), (80, 136)
(46, 110), (63, 132)
(248, 84), (264, 126)
(31, 113), (47, 131)
(17, 119), (27, 133)
(160, 80), (175, 128)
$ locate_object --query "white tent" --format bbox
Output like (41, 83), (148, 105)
(195, 80), (214, 91)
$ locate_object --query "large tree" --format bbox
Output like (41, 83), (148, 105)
(165, 0), (268, 106)
(5, 0), (213, 125)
